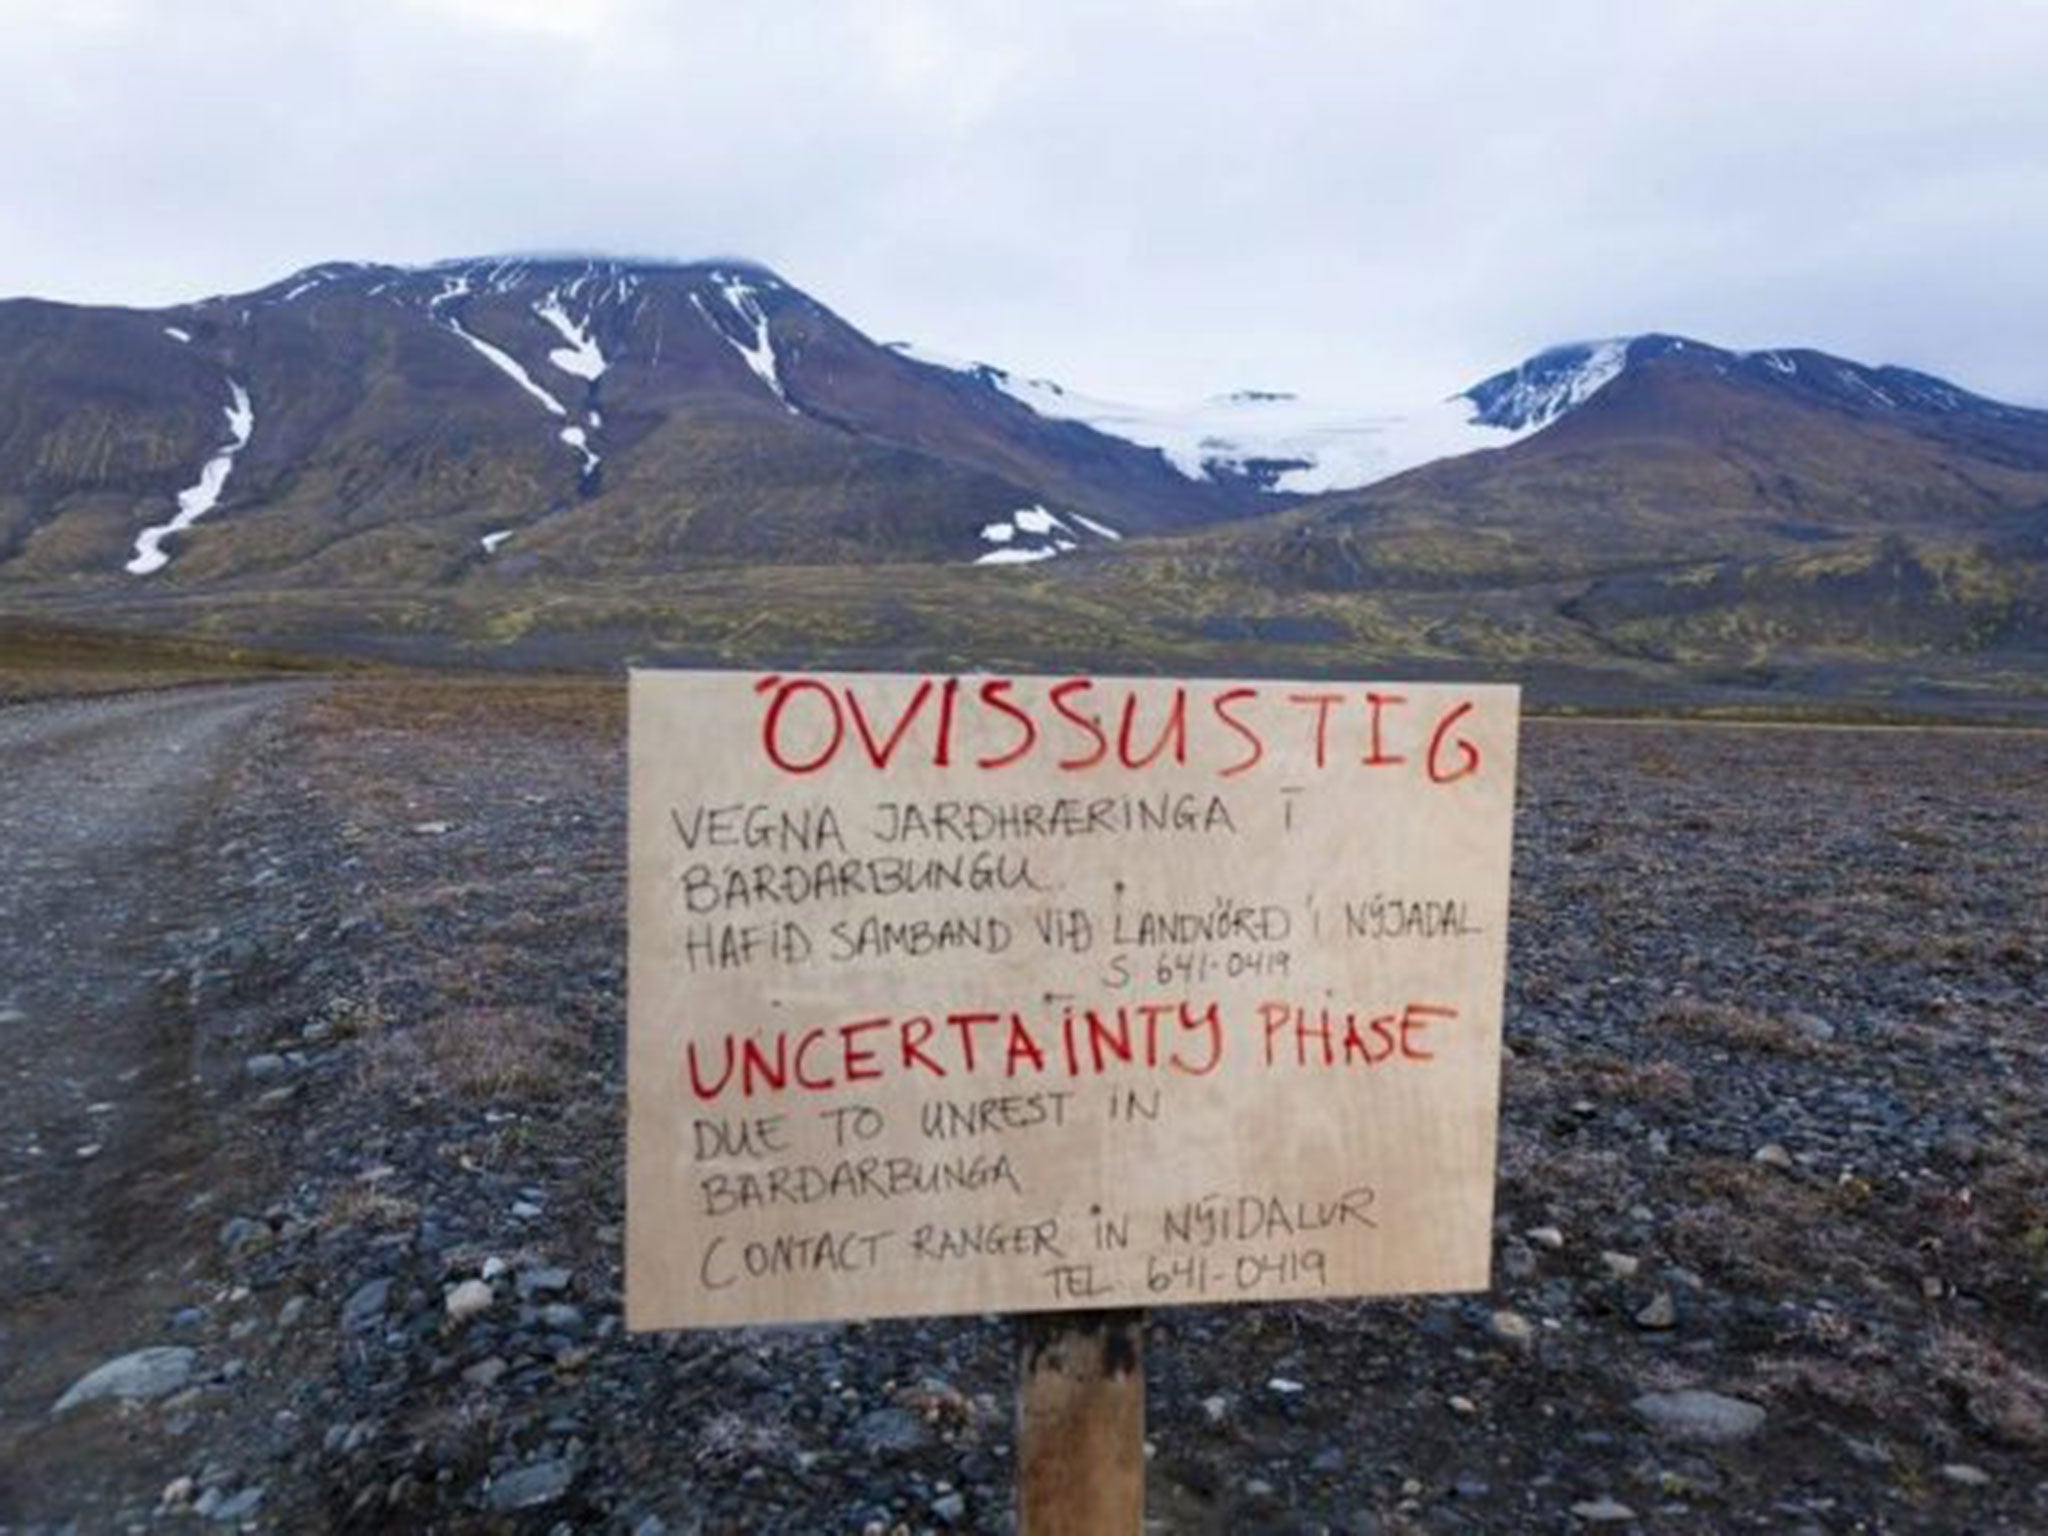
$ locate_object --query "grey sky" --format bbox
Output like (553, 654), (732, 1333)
(4, 1), (2045, 406)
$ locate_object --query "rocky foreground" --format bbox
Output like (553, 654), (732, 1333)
(4, 683), (2046, 1533)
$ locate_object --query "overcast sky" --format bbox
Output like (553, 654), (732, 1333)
(4, 1), (2045, 406)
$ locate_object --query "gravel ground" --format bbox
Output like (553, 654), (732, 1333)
(3, 681), (2045, 1534)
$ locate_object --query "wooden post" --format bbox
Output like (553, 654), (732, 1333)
(1017, 1309), (1146, 1535)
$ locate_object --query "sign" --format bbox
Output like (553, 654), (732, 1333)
(627, 670), (1519, 1330)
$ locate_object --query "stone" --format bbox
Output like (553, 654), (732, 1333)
(851, 1406), (930, 1456)
(464, 1356), (510, 1388)
(1752, 1143), (1795, 1170)
(930, 1490), (967, 1523)
(54, 1346), (197, 1413)
(1571, 1496), (1638, 1522)
(485, 1458), (573, 1511)
(218, 1217), (268, 1254)
(1631, 1389), (1767, 1444)
(1634, 1292), (1678, 1330)
(518, 1265), (572, 1297)
(1789, 1011), (1837, 1044)
(1488, 1310), (1536, 1349)
(1448, 1394), (1478, 1416)
(1600, 1251), (1641, 1281)
(211, 1486), (264, 1522)
(342, 1277), (392, 1331)
(1200, 1394), (1230, 1424)
(445, 1279), (494, 1324)
(1526, 1225), (1566, 1251)
(243, 1053), (286, 1080)
(1267, 1376), (1305, 1394)
(410, 821), (452, 836)
(1940, 1463), (1991, 1487)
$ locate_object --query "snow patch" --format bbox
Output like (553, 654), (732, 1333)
(974, 505), (1106, 566)
(534, 292), (608, 380)
(693, 272), (796, 411)
(441, 314), (567, 417)
(559, 424), (600, 477)
(126, 380), (255, 575)
(163, 326), (191, 344)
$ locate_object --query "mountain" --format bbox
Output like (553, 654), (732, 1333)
(2, 258), (2045, 710)
(1174, 332), (2048, 670)
(1245, 332), (2048, 577)
(0, 256), (1271, 591)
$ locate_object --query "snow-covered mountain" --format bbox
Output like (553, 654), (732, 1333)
(885, 341), (1544, 494)
(890, 332), (2046, 500)
(0, 255), (1268, 587)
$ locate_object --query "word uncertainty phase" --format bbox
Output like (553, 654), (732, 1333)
(627, 670), (1519, 1329)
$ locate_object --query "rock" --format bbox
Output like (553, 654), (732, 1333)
(1752, 1143), (1795, 1170)
(1527, 1225), (1566, 1251)
(211, 1486), (264, 1522)
(518, 1265), (572, 1297)
(1789, 1011), (1837, 1044)
(1200, 1393), (1230, 1424)
(410, 821), (452, 836)
(1941, 1463), (1991, 1487)
(444, 1279), (494, 1324)
(1571, 1496), (1638, 1522)
(1488, 1310), (1536, 1349)
(161, 1476), (196, 1507)
(851, 1406), (930, 1456)
(342, 1277), (392, 1331)
(1600, 1251), (1641, 1280)
(277, 1296), (308, 1330)
(464, 1356), (509, 1387)
(218, 1217), (268, 1254)
(243, 1053), (286, 1079)
(930, 1489), (967, 1523)
(1631, 1389), (1767, 1444)
(485, 1458), (573, 1511)
(53, 1346), (197, 1413)
(1634, 1292), (1678, 1330)
(1449, 1394), (1478, 1416)
(1267, 1376), (1305, 1394)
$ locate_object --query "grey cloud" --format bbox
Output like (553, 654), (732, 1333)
(2, 0), (2042, 405)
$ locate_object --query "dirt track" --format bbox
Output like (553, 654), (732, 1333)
(0, 684), (310, 1517)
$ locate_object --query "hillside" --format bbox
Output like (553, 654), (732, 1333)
(2, 265), (2046, 713)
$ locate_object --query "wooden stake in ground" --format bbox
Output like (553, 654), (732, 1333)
(1017, 1310), (1146, 1535)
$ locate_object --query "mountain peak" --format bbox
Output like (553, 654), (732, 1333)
(1460, 337), (1637, 432)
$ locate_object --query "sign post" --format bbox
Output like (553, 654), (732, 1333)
(1017, 1309), (1146, 1534)
(626, 670), (1519, 1520)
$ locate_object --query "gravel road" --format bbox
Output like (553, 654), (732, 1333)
(0, 684), (312, 1516)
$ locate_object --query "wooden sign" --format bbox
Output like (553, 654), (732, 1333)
(627, 670), (1519, 1330)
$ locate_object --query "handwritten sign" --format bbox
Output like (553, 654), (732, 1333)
(627, 670), (1519, 1330)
